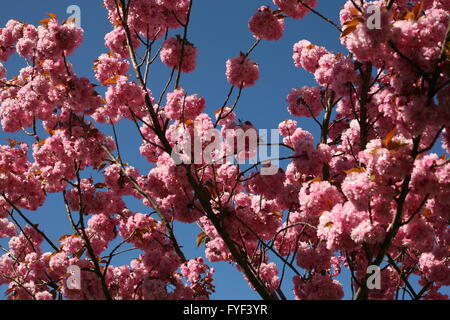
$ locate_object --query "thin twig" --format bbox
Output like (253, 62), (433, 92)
(3, 194), (60, 252)
(297, 0), (342, 32)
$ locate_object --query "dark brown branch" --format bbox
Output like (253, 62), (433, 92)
(355, 135), (421, 300)
(386, 253), (419, 300)
(174, 0), (193, 88)
(297, 0), (342, 32)
(102, 146), (187, 263)
(73, 162), (113, 300)
(387, 0), (396, 10)
(117, 0), (277, 299)
(359, 62), (372, 150)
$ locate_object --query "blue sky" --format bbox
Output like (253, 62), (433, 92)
(0, 1), (447, 300)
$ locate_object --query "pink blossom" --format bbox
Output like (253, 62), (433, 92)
(293, 40), (327, 72)
(296, 242), (333, 271)
(104, 27), (140, 59)
(419, 252), (450, 285)
(273, 0), (318, 19)
(293, 274), (344, 300)
(248, 6), (285, 41)
(164, 88), (205, 120)
(287, 86), (323, 118)
(160, 36), (197, 73)
(278, 119), (297, 137)
(94, 52), (129, 85)
(225, 55), (260, 88)
(0, 219), (16, 238)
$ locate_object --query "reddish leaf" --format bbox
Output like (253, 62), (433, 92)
(94, 183), (107, 189)
(350, 7), (360, 16)
(324, 221), (334, 228)
(341, 25), (358, 38)
(272, 211), (283, 219)
(102, 77), (117, 85)
(62, 17), (76, 25)
(343, 17), (363, 27)
(381, 129), (397, 148)
(344, 167), (366, 175)
(6, 138), (16, 147)
(196, 232), (208, 248)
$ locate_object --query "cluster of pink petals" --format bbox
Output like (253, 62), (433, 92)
(160, 36), (198, 73)
(103, 0), (190, 42)
(248, 6), (285, 41)
(273, 0), (318, 19)
(94, 52), (130, 84)
(293, 274), (344, 300)
(287, 86), (323, 118)
(225, 55), (260, 88)
(164, 88), (205, 120)
(293, 40), (327, 72)
(0, 18), (83, 62)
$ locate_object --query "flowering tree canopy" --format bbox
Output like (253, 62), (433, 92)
(0, 0), (449, 300)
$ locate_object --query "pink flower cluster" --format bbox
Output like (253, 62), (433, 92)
(180, 257), (215, 299)
(273, 0), (318, 19)
(225, 55), (260, 88)
(94, 52), (130, 85)
(287, 86), (323, 118)
(0, 18), (83, 62)
(160, 36), (198, 73)
(103, 0), (191, 45)
(293, 41), (357, 96)
(293, 274), (344, 300)
(164, 88), (206, 120)
(248, 6), (285, 41)
(293, 40), (327, 72)
(93, 80), (152, 123)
